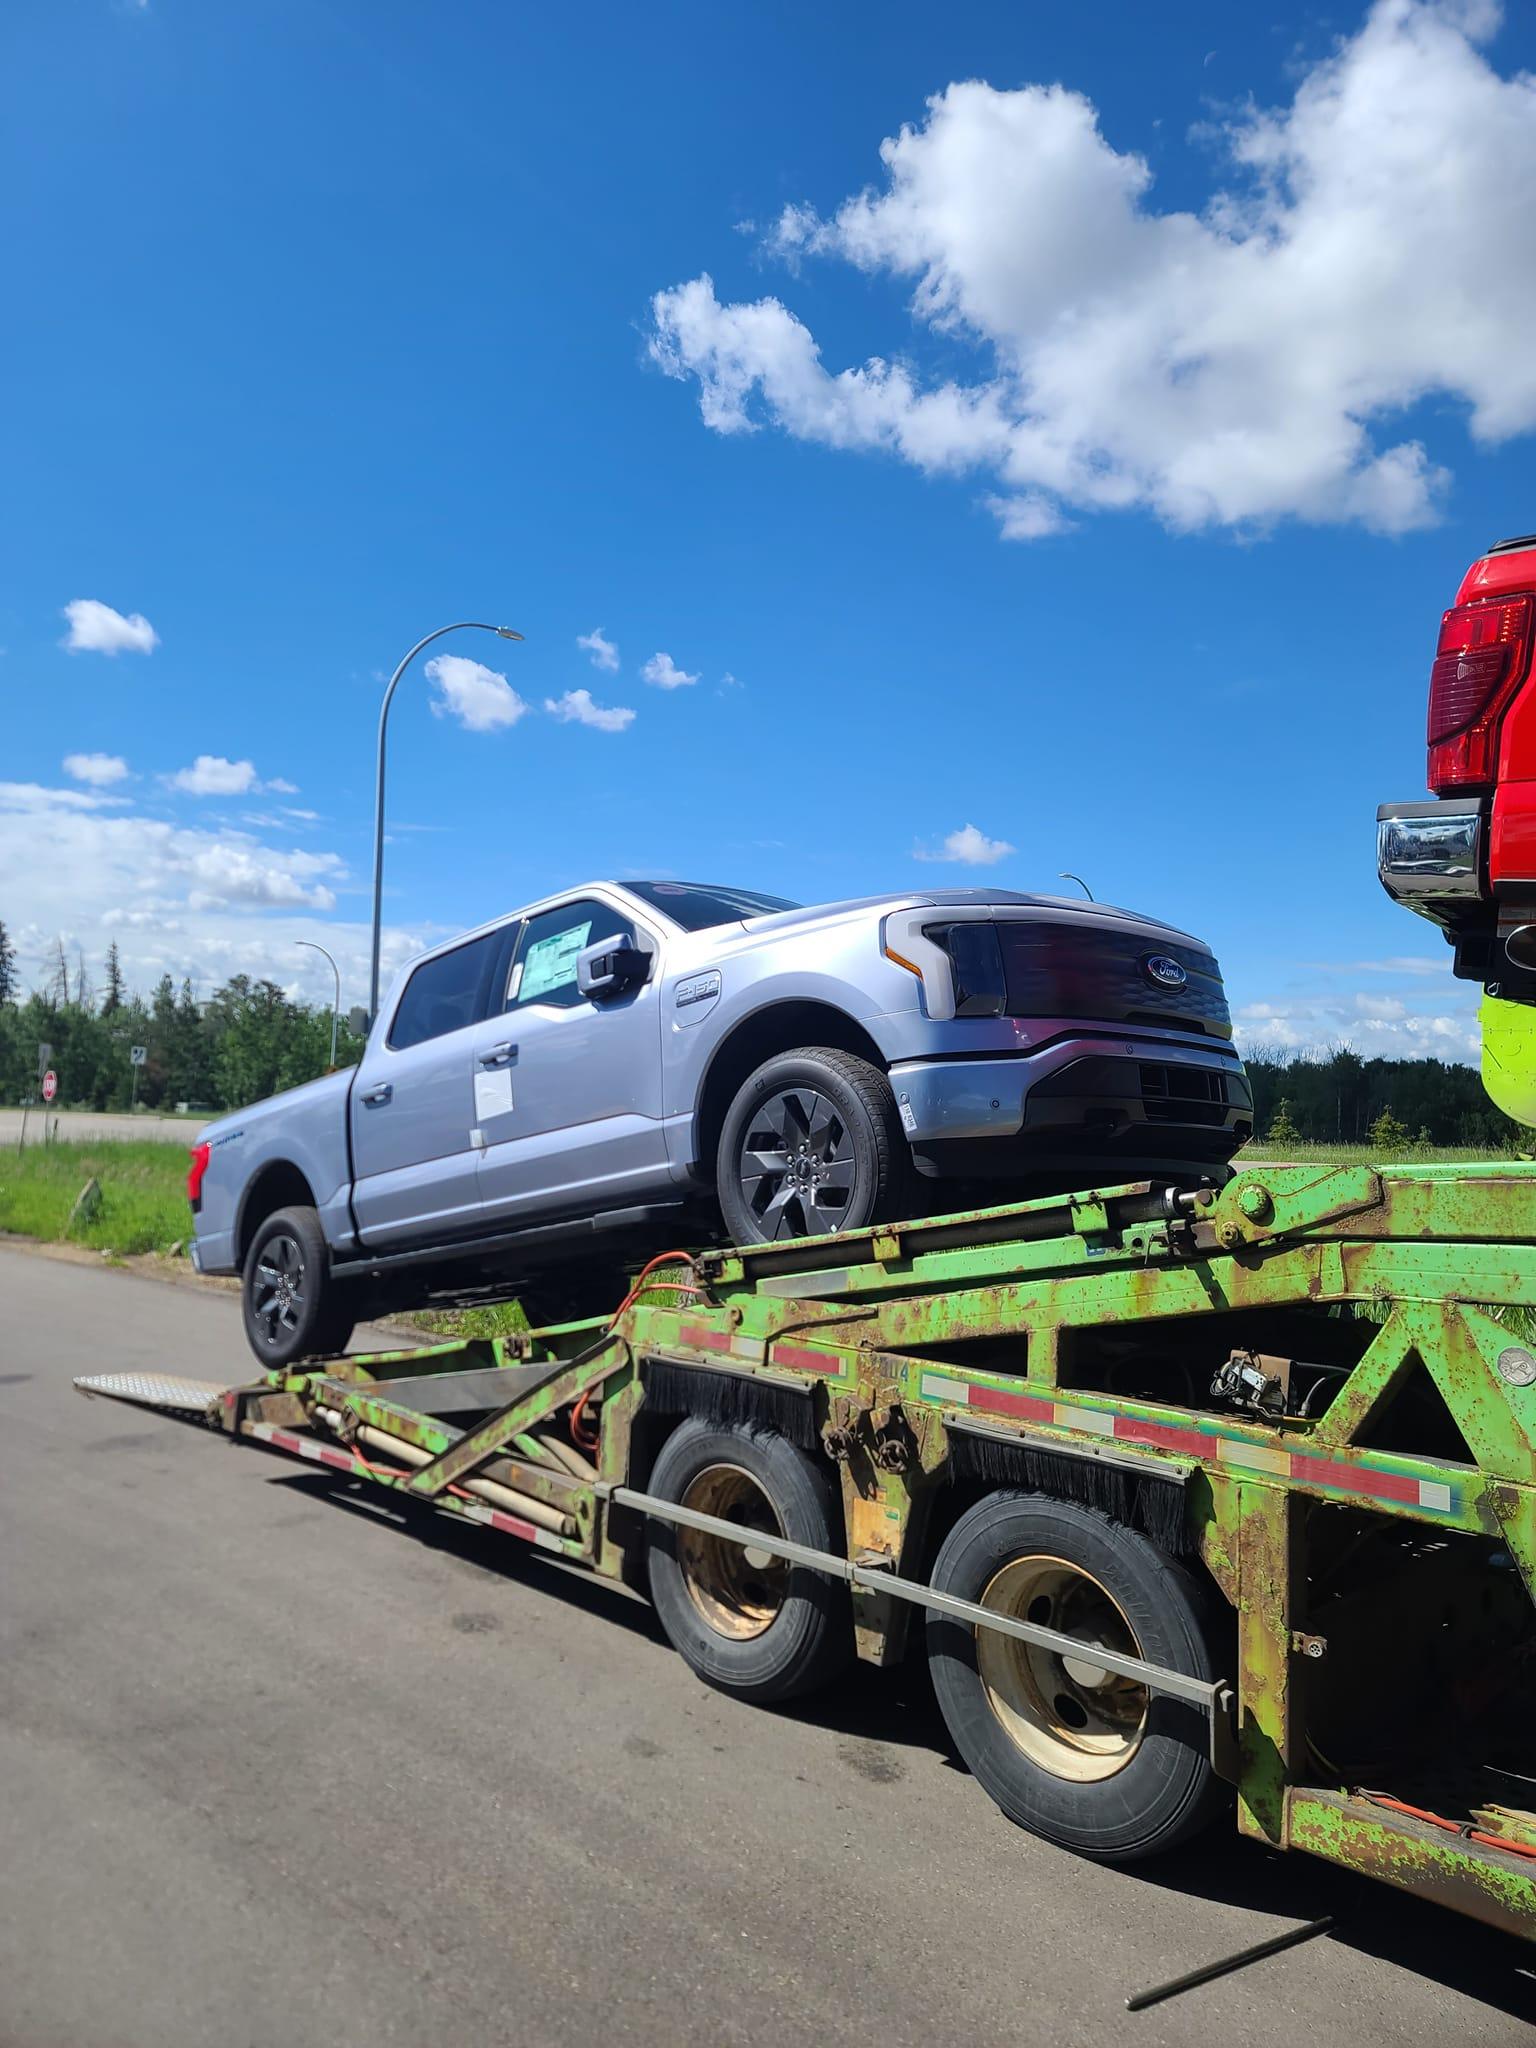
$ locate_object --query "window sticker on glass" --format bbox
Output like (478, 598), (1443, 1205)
(519, 921), (592, 1001)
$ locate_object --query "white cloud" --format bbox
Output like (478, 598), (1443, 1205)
(0, 782), (395, 999)
(1, 781), (128, 812)
(424, 654), (530, 733)
(165, 755), (259, 797)
(544, 688), (636, 733)
(63, 752), (130, 787)
(266, 777), (299, 795)
(61, 598), (159, 655)
(642, 651), (701, 690)
(0, 780), (454, 1012)
(1236, 998), (1480, 1060)
(914, 822), (1015, 865)
(650, 0), (1536, 538)
(577, 627), (620, 673)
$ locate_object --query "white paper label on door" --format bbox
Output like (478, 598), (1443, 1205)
(474, 1066), (514, 1123)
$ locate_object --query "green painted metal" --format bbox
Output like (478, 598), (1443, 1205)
(211, 1159), (1536, 1938)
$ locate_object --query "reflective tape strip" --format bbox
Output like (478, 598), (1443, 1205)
(925, 1377), (1462, 1519)
(250, 1423), (369, 1477)
(773, 1342), (839, 1375)
(246, 1423), (570, 1552)
(678, 1325), (735, 1356)
(445, 1495), (568, 1554)
(1054, 1403), (1115, 1437)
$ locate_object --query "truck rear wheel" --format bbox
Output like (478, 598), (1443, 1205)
(927, 1491), (1226, 1862)
(645, 1418), (852, 1703)
(241, 1205), (354, 1368)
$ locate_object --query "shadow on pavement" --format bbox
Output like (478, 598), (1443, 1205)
(265, 1465), (1535, 2025)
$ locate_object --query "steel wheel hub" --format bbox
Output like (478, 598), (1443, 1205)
(976, 1555), (1149, 1783)
(676, 1464), (788, 1640)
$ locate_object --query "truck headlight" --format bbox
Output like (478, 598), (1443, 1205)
(927, 923), (1006, 1017)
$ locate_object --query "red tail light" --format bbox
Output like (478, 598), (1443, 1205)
(187, 1141), (211, 1209)
(1427, 594), (1534, 792)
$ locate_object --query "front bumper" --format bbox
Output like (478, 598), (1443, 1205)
(1376, 798), (1484, 924)
(889, 1034), (1251, 1175)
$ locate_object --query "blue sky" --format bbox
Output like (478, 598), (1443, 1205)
(3, 0), (1535, 1056)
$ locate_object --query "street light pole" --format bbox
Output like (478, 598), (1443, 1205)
(296, 940), (342, 1068)
(1058, 871), (1095, 901)
(369, 621), (523, 1020)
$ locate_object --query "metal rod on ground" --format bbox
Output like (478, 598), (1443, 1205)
(1124, 1916), (1336, 2012)
(369, 620), (523, 1021)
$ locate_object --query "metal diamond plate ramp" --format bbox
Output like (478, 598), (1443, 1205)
(73, 1371), (229, 1418)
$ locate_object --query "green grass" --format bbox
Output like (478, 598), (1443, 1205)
(407, 1300), (531, 1341)
(1236, 1139), (1518, 1165)
(0, 1139), (192, 1256)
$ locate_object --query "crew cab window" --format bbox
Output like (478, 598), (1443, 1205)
(388, 930), (503, 1050)
(505, 898), (635, 1012)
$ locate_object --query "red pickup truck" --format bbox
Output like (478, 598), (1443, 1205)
(1378, 531), (1536, 990)
(1378, 531), (1536, 1121)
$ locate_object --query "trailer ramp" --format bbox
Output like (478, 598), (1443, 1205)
(74, 1370), (231, 1419)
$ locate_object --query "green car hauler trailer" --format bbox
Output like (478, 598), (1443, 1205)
(78, 1159), (1536, 1939)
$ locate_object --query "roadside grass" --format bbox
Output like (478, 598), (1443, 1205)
(408, 1301), (531, 1341)
(0, 1140), (537, 1332)
(1235, 1140), (1519, 1166)
(0, 1139), (191, 1256)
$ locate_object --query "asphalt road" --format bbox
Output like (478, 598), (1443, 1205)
(1, 1108), (205, 1146)
(1, 1246), (1531, 2048)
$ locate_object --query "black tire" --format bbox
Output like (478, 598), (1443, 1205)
(645, 1417), (853, 1703)
(927, 1491), (1227, 1863)
(241, 1205), (354, 1367)
(715, 1046), (907, 1245)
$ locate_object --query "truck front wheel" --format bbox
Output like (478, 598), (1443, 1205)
(927, 1491), (1227, 1862)
(241, 1205), (354, 1367)
(715, 1046), (907, 1245)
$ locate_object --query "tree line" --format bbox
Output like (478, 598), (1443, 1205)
(1243, 1046), (1520, 1150)
(0, 919), (1521, 1143)
(0, 923), (363, 1113)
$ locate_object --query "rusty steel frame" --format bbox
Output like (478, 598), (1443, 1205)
(199, 1160), (1535, 1939)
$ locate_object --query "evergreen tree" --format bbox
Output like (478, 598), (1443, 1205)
(102, 942), (126, 1015)
(0, 920), (16, 1005)
(1368, 1105), (1411, 1154)
(47, 937), (69, 1008)
(1265, 1098), (1302, 1147)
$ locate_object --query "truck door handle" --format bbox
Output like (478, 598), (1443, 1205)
(479, 1042), (518, 1068)
(360, 1082), (393, 1106)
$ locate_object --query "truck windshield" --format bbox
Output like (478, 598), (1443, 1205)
(625, 881), (800, 931)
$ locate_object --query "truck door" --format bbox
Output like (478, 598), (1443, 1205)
(469, 894), (670, 1224)
(350, 924), (513, 1247)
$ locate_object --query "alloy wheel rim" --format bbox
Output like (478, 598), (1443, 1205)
(737, 1085), (857, 1240)
(251, 1232), (306, 1347)
(976, 1554), (1149, 1782)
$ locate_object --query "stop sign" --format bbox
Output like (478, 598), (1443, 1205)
(41, 1070), (58, 1103)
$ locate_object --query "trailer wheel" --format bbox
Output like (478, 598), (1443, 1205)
(645, 1418), (853, 1703)
(241, 1206), (354, 1367)
(927, 1492), (1226, 1862)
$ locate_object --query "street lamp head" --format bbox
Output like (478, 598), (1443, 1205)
(496, 627), (525, 641)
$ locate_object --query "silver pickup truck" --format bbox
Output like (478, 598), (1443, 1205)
(188, 878), (1251, 1363)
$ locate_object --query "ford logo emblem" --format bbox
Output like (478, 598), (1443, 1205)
(1143, 954), (1188, 991)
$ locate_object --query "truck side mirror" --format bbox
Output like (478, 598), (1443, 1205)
(577, 939), (651, 1001)
(348, 1006), (371, 1039)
